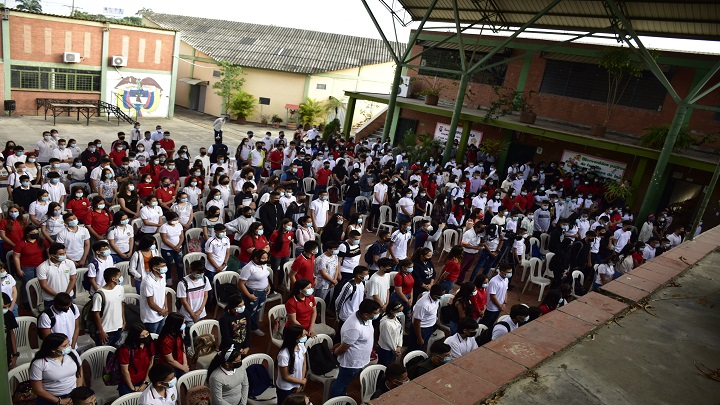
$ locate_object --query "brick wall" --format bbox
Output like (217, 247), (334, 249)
(107, 28), (175, 71)
(12, 90), (99, 115)
(355, 111), (387, 140)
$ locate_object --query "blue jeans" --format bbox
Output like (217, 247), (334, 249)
(276, 387), (297, 405)
(377, 347), (396, 366)
(161, 249), (184, 280)
(244, 287), (267, 332)
(20, 266), (36, 305)
(471, 250), (495, 281)
(439, 280), (454, 294)
(37, 395), (70, 405)
(481, 310), (500, 329)
(145, 318), (166, 334)
(329, 366), (362, 398)
(254, 166), (263, 183)
(96, 328), (123, 347)
(111, 253), (129, 264)
(118, 382), (143, 396)
(343, 196), (355, 218)
(410, 326), (435, 351)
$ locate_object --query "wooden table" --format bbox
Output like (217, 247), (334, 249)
(45, 103), (98, 125)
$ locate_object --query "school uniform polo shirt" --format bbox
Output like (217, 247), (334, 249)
(338, 313), (374, 369)
(36, 259), (77, 301)
(445, 333), (478, 359)
(139, 385), (177, 405)
(285, 295), (316, 331)
(290, 254), (315, 286)
(412, 291), (439, 328)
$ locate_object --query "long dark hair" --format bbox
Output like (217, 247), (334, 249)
(279, 324), (304, 374)
(159, 313), (185, 339)
(290, 278), (311, 299)
(32, 333), (80, 377)
(123, 323), (149, 349)
(207, 345), (243, 383)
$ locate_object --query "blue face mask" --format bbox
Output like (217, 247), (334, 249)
(194, 273), (203, 280)
(505, 273), (512, 279)
(179, 324), (186, 332)
(298, 336), (308, 344)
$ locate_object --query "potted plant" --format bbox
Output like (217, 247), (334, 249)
(271, 114), (282, 128)
(516, 91), (537, 124)
(260, 114), (269, 126)
(322, 118), (342, 140)
(391, 129), (442, 163)
(604, 179), (633, 207)
(594, 47), (647, 136)
(416, 76), (447, 106)
(299, 98), (325, 131)
(639, 125), (714, 151)
(483, 87), (518, 122)
(228, 91), (256, 124)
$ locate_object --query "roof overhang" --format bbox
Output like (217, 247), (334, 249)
(395, 0), (720, 41)
(179, 77), (209, 85)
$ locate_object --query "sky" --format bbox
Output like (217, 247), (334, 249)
(8, 0), (717, 53)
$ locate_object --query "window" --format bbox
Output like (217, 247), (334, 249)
(539, 59), (669, 110)
(418, 47), (507, 86)
(316, 84), (327, 90)
(213, 70), (221, 78)
(10, 65), (101, 92)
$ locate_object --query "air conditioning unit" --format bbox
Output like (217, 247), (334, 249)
(63, 52), (81, 63)
(397, 75), (413, 97)
(111, 55), (127, 67)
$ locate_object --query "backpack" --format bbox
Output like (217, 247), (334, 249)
(80, 290), (105, 334)
(82, 258), (101, 292)
(38, 305), (77, 328)
(334, 280), (359, 313)
(216, 280), (241, 304)
(476, 321), (510, 347)
(356, 198), (368, 215)
(124, 302), (141, 328)
(364, 243), (377, 266)
(246, 363), (274, 399)
(102, 352), (122, 386)
(404, 356), (426, 379)
(227, 254), (241, 274)
(573, 277), (588, 297)
(328, 186), (340, 203)
(308, 342), (338, 376)
(176, 277), (208, 310)
(190, 334), (217, 365)
(12, 380), (36, 405)
(187, 236), (203, 253)
(184, 385), (212, 405)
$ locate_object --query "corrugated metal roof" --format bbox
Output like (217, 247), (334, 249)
(146, 13), (406, 74)
(398, 0), (720, 41)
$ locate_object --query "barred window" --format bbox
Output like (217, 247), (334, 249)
(418, 47), (507, 86)
(11, 65), (101, 92)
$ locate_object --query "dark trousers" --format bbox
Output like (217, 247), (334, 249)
(481, 310), (500, 329)
(458, 252), (478, 284)
(366, 204), (381, 229)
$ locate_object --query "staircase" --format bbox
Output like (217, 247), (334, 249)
(99, 101), (135, 125)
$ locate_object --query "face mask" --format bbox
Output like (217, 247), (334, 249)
(150, 201), (158, 207)
(2, 309), (7, 314)
(218, 232), (227, 239)
(337, 220), (344, 225)
(28, 233), (39, 240)
(179, 323), (186, 332)
(322, 196), (329, 201)
(21, 181), (30, 187)
(505, 273), (512, 279)
(28, 158), (37, 163)
(406, 226), (412, 231)
(235, 306), (245, 313)
(138, 148), (145, 152)
(306, 222), (313, 228)
(372, 313), (380, 320)
(190, 182), (198, 187)
(158, 266), (168, 274)
(357, 218), (363, 224)
(67, 219), (79, 227)
(304, 288), (314, 296)
(481, 283), (489, 288)
(561, 226), (569, 231)
(471, 289), (478, 296)
(522, 316), (530, 322)
(442, 356), (452, 364)
(97, 204), (105, 210)
(167, 165), (175, 170)
(213, 195), (222, 200)
(166, 378), (177, 388)
(0, 271), (6, 278)
(257, 229), (264, 236)
(117, 276), (124, 284)
(15, 151), (24, 156)
(332, 249), (339, 256)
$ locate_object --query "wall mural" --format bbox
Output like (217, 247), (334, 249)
(106, 71), (171, 118)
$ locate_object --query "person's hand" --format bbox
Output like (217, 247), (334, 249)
(9, 356), (16, 369)
(161, 309), (169, 317)
(417, 337), (424, 346)
(308, 328), (316, 337)
(180, 364), (190, 372)
(299, 378), (307, 385)
(99, 330), (109, 344)
(263, 245), (270, 252)
(60, 398), (73, 405)
(395, 347), (402, 356)
(439, 223), (446, 229)
(393, 258), (399, 264)
(16, 268), (24, 278)
(249, 294), (258, 302)
(501, 304), (506, 312)
(240, 348), (249, 355)
(192, 313), (200, 322)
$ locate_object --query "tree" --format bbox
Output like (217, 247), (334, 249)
(16, 0), (42, 12)
(71, 10), (141, 26)
(212, 61), (246, 115)
(136, 8), (153, 16)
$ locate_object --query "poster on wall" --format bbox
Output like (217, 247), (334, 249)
(105, 71), (172, 118)
(561, 150), (627, 181)
(434, 122), (483, 146)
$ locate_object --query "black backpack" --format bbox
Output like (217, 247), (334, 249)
(39, 305), (77, 328)
(364, 242), (381, 266)
(82, 259), (100, 292)
(246, 363), (274, 399)
(124, 302), (141, 328)
(216, 280), (241, 303)
(356, 198), (368, 215)
(476, 321), (510, 347)
(308, 342), (338, 376)
(176, 277), (208, 310)
(80, 290), (105, 334)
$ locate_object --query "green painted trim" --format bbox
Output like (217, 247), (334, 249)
(2, 17), (12, 102)
(683, 68), (708, 126)
(303, 75), (311, 100)
(516, 54), (532, 92)
(168, 32), (181, 118)
(628, 157), (648, 206)
(100, 26), (109, 109)
(178, 54), (218, 64)
(414, 32), (719, 69)
(388, 105), (401, 144)
(343, 97), (357, 137)
(456, 120), (472, 162)
(8, 60), (103, 70)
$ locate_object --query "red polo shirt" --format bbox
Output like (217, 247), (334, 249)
(118, 343), (155, 384)
(268, 230), (294, 258)
(285, 295), (316, 330)
(85, 209), (111, 236)
(315, 168), (332, 186)
(291, 253), (315, 286)
(154, 186), (176, 204)
(156, 334), (184, 366)
(394, 271), (414, 295)
(13, 239), (47, 267)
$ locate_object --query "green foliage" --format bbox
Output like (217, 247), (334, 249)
(325, 97), (346, 117)
(393, 130), (441, 163)
(604, 179), (633, 202)
(212, 61), (247, 115)
(16, 0), (42, 12)
(299, 98), (325, 126)
(71, 10), (141, 25)
(322, 118), (342, 140)
(639, 125), (707, 152)
(271, 114), (283, 123)
(228, 91), (256, 120)
(478, 139), (508, 158)
(598, 47), (647, 125)
(483, 87), (534, 121)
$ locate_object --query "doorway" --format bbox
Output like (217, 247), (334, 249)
(505, 142), (536, 169)
(394, 118), (418, 146)
(189, 84), (207, 112)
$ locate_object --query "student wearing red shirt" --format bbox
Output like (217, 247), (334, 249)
(390, 259), (415, 318)
(65, 186), (91, 223)
(289, 241), (318, 287)
(139, 159), (163, 186)
(156, 313), (188, 377)
(118, 324), (156, 396)
(158, 132), (176, 157)
(12, 225), (48, 306)
(137, 173), (156, 199)
(238, 222), (269, 265)
(154, 177), (176, 210)
(158, 162), (181, 190)
(471, 275), (489, 320)
(84, 196), (111, 240)
(109, 145), (127, 167)
(314, 161), (332, 197)
(0, 205), (28, 251)
(438, 246), (462, 294)
(285, 278), (317, 335)
(269, 218), (295, 288)
(268, 146), (284, 171)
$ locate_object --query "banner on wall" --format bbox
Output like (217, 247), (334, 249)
(434, 122), (483, 146)
(105, 71), (172, 118)
(560, 150), (627, 181)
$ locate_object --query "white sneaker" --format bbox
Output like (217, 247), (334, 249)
(252, 329), (266, 337)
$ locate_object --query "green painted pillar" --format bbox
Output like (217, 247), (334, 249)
(497, 129), (513, 172)
(442, 74), (470, 163)
(168, 32), (181, 118)
(303, 75), (311, 100)
(343, 96), (356, 139)
(689, 158), (720, 240)
(2, 14), (11, 107)
(456, 120), (472, 163)
(637, 105), (687, 225)
(387, 106), (401, 145)
(100, 25), (109, 115)
(382, 66), (404, 142)
(628, 157), (648, 207)
(515, 53), (532, 92)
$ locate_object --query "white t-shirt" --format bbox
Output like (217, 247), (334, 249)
(275, 344), (307, 390)
(205, 236), (230, 272)
(107, 224), (134, 254)
(0, 273), (16, 299)
(91, 285), (124, 332)
(140, 273), (167, 323)
(88, 256), (114, 294)
(139, 385), (178, 405)
(140, 206), (164, 233)
(36, 259), (77, 301)
(337, 242), (361, 274)
(398, 196), (414, 217)
(491, 318), (519, 340)
(512, 239), (526, 258)
(38, 304), (80, 348)
(309, 199), (329, 228)
(445, 333), (478, 359)
(462, 229), (482, 254)
(29, 349), (81, 396)
(338, 313), (374, 369)
(159, 223), (183, 250)
(56, 226), (90, 261)
(366, 272), (390, 306)
(29, 201), (50, 222)
(177, 275), (212, 322)
(614, 229), (632, 252)
(485, 274), (509, 312)
(389, 230), (412, 260)
(239, 262), (270, 291)
(595, 263), (615, 285)
(335, 281), (365, 322)
(412, 291), (439, 328)
(42, 182), (66, 203)
(372, 183), (388, 205)
(314, 254), (338, 289)
(378, 315), (403, 352)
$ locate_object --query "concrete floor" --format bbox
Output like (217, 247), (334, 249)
(496, 252), (720, 405)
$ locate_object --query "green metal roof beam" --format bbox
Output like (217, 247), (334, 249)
(686, 59), (720, 104)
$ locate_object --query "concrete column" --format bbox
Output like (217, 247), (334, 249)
(442, 74), (469, 163)
(168, 32), (181, 118)
(1, 13), (11, 105)
(343, 96), (356, 139)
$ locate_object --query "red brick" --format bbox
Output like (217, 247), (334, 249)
(413, 363), (497, 405)
(615, 274), (662, 293)
(370, 381), (450, 405)
(599, 280), (647, 302)
(535, 310), (595, 338)
(557, 300), (615, 325)
(641, 262), (682, 278)
(628, 268), (674, 285)
(483, 333), (554, 368)
(512, 319), (577, 352)
(575, 292), (628, 315)
(451, 347), (527, 387)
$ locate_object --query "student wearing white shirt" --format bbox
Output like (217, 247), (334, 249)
(666, 226), (684, 247)
(330, 299), (382, 398)
(377, 301), (404, 366)
(56, 214), (90, 266)
(43, 172), (67, 204)
(129, 236), (161, 293)
(445, 318), (479, 359)
(38, 292), (80, 349)
(481, 264), (512, 329)
(613, 221), (633, 253)
(177, 261), (212, 336)
(37, 243), (77, 309)
(0, 265), (18, 316)
(491, 304), (529, 341)
(335, 266), (369, 324)
(41, 203), (65, 242)
(238, 249), (272, 335)
(87, 241), (115, 294)
(643, 238), (659, 262)
(29, 333), (83, 405)
(366, 258), (393, 313)
(139, 197), (164, 236)
(141, 257), (171, 334)
(309, 191), (330, 231)
(139, 363), (178, 405)
(410, 285), (444, 351)
(107, 212), (134, 263)
(91, 267), (125, 346)
(365, 176), (389, 232)
(159, 211), (185, 284)
(397, 189), (415, 222)
(204, 224), (231, 283)
(388, 219), (412, 262)
(275, 324), (309, 405)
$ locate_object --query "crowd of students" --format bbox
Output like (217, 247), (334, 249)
(0, 123), (693, 405)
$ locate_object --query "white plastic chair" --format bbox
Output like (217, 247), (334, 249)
(571, 270), (585, 298)
(212, 271), (240, 317)
(131, 218), (143, 235)
(115, 262), (135, 294)
(438, 229), (458, 261)
(8, 363), (30, 403)
(189, 319), (220, 369)
(80, 346), (119, 405)
(165, 287), (177, 313)
(539, 233), (550, 254)
(426, 329), (446, 355)
(323, 396), (357, 405)
(228, 245), (240, 258)
(193, 211), (205, 228)
(354, 196), (369, 215)
(263, 289), (283, 322)
(543, 252), (556, 279)
(14, 316), (39, 366)
(411, 215), (425, 233)
(177, 369), (206, 405)
(109, 204), (121, 215)
(183, 252), (207, 276)
(307, 334), (339, 403)
(111, 392), (142, 405)
(528, 237), (540, 260)
(282, 259), (295, 292)
(403, 350), (428, 367)
(521, 257), (551, 302)
(123, 292), (140, 306)
(377, 205), (396, 235)
(303, 178), (316, 200)
(74, 268), (91, 308)
(184, 227), (204, 253)
(243, 353), (278, 405)
(474, 324), (488, 338)
(313, 297), (336, 337)
(25, 278), (44, 316)
(518, 259), (531, 282)
(153, 233), (163, 252)
(267, 304), (287, 352)
(327, 186), (342, 214)
(360, 364), (386, 403)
